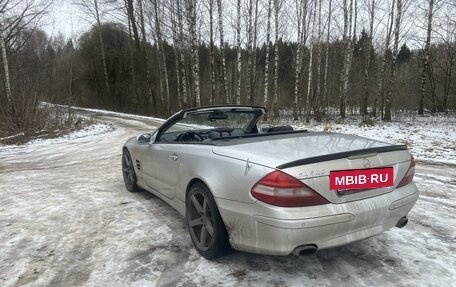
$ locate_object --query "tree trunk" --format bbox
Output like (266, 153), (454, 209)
(322, 0), (332, 115)
(94, 0), (110, 98)
(216, 0), (228, 103)
(373, 0), (395, 118)
(384, 0), (403, 121)
(339, 0), (350, 119)
(209, 0), (216, 104)
(126, 0), (140, 50)
(153, 0), (170, 112)
(246, 0), (254, 104)
(0, 21), (14, 121)
(418, 0), (434, 115)
(176, 0), (188, 107)
(188, 0), (200, 106)
(263, 0), (273, 113)
(170, 1), (181, 109)
(314, 0), (322, 118)
(272, 0), (281, 117)
(235, 0), (241, 104)
(138, 0), (156, 109)
(0, 30), (17, 125)
(306, 0), (316, 121)
(293, 0), (308, 120)
(361, 0), (375, 117)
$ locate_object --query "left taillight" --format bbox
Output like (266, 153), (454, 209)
(397, 155), (416, 188)
(250, 170), (329, 207)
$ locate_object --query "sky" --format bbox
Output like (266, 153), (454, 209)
(44, 0), (89, 39)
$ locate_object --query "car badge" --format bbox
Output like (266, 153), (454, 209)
(362, 158), (371, 168)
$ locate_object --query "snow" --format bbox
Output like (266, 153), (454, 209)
(0, 109), (455, 286)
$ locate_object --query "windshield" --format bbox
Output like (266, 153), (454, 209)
(158, 109), (263, 142)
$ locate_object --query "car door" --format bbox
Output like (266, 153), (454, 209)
(141, 142), (181, 200)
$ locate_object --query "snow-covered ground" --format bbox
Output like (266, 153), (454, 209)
(0, 109), (455, 286)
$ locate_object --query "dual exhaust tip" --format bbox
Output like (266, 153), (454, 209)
(292, 217), (409, 256)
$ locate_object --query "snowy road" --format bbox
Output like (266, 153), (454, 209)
(1, 112), (455, 287)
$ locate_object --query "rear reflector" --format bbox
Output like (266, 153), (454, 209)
(251, 170), (329, 207)
(397, 155), (416, 188)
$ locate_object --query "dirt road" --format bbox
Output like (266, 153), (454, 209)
(0, 112), (455, 286)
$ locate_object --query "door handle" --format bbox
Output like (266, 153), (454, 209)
(169, 154), (178, 161)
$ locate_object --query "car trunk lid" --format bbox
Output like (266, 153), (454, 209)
(212, 132), (411, 203)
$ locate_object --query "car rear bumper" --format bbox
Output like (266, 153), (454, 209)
(216, 183), (419, 255)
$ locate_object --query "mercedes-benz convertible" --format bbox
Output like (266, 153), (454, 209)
(122, 105), (418, 259)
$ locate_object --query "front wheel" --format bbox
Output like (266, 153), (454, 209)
(186, 183), (231, 259)
(122, 149), (139, 192)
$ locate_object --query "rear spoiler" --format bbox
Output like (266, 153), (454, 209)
(276, 145), (408, 169)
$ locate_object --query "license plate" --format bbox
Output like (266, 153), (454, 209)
(329, 167), (394, 191)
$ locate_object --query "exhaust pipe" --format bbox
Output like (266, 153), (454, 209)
(292, 244), (318, 256)
(396, 216), (408, 228)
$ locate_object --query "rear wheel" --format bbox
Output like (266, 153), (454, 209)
(122, 149), (139, 192)
(186, 182), (231, 259)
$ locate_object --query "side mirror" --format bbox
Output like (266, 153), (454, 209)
(137, 133), (151, 144)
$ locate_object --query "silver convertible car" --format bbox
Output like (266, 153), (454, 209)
(122, 105), (418, 259)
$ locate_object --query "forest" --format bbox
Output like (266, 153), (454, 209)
(1, 0), (455, 137)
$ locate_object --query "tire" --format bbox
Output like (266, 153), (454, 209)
(186, 182), (231, 259)
(122, 149), (140, 192)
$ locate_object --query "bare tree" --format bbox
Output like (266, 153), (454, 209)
(0, 0), (51, 124)
(361, 0), (376, 117)
(384, 0), (404, 121)
(152, 0), (170, 111)
(322, 0), (333, 114)
(234, 0), (241, 104)
(373, 0), (395, 117)
(306, 0), (316, 120)
(418, 0), (435, 115)
(339, 0), (352, 118)
(76, 0), (111, 98)
(216, 0), (228, 103)
(176, 0), (188, 106)
(292, 0), (308, 120)
(0, 20), (13, 119)
(263, 0), (273, 112)
(272, 0), (282, 116)
(207, 0), (216, 104)
(188, 0), (200, 105)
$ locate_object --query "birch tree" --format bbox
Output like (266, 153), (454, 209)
(216, 0), (228, 103)
(188, 0), (200, 105)
(418, 0), (435, 115)
(306, 0), (316, 120)
(0, 20), (13, 119)
(384, 0), (403, 121)
(292, 0), (308, 120)
(373, 0), (395, 117)
(361, 0), (376, 117)
(234, 0), (241, 104)
(152, 0), (170, 111)
(272, 0), (282, 116)
(207, 0), (216, 104)
(263, 0), (273, 111)
(322, 0), (333, 113)
(339, 0), (356, 118)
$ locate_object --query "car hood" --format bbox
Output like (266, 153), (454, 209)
(212, 132), (392, 168)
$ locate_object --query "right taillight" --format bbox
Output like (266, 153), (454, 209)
(397, 155), (416, 188)
(251, 170), (329, 207)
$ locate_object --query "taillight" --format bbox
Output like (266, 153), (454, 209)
(251, 170), (329, 207)
(397, 155), (416, 187)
